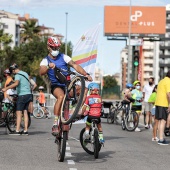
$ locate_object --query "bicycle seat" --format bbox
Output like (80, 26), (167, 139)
(91, 119), (100, 124)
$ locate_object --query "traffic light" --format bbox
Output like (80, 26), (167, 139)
(133, 50), (139, 67)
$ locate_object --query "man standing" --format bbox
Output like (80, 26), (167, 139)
(143, 77), (155, 129)
(2, 63), (32, 135)
(155, 71), (170, 145)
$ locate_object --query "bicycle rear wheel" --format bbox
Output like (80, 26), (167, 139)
(57, 131), (67, 162)
(33, 107), (44, 119)
(125, 111), (139, 131)
(93, 128), (99, 159)
(6, 111), (17, 133)
(61, 76), (85, 125)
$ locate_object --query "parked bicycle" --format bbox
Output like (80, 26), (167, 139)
(53, 66), (86, 162)
(33, 100), (52, 119)
(80, 118), (103, 159)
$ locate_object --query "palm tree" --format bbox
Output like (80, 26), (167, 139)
(20, 19), (41, 43)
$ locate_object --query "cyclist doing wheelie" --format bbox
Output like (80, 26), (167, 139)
(39, 36), (92, 136)
(81, 82), (105, 144)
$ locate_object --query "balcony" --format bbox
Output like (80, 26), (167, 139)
(159, 46), (170, 50)
(159, 63), (170, 67)
(143, 59), (153, 64)
(159, 54), (170, 58)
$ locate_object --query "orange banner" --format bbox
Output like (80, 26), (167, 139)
(104, 6), (166, 37)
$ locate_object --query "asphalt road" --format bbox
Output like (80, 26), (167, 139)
(0, 116), (170, 170)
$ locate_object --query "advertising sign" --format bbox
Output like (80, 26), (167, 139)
(104, 6), (166, 37)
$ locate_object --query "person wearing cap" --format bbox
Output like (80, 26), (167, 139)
(131, 80), (143, 132)
(155, 70), (170, 145)
(2, 63), (32, 136)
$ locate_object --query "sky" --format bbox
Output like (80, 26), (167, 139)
(1, 0), (169, 75)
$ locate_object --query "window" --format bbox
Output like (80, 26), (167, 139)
(3, 24), (8, 29)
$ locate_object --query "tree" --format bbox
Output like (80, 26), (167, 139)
(103, 75), (118, 88)
(20, 19), (41, 43)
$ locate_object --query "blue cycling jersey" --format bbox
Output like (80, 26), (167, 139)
(46, 53), (68, 86)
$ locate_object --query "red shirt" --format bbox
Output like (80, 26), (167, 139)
(84, 94), (102, 117)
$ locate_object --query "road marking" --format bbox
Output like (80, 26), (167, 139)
(66, 146), (70, 150)
(69, 168), (77, 170)
(69, 136), (80, 142)
(66, 152), (72, 157)
(67, 160), (75, 165)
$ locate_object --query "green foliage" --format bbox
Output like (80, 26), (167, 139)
(103, 75), (118, 88)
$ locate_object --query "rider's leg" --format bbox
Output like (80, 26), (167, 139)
(97, 122), (105, 143)
(23, 110), (28, 132)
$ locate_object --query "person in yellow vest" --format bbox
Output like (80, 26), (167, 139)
(131, 80), (143, 132)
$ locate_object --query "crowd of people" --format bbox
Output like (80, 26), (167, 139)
(123, 74), (170, 145)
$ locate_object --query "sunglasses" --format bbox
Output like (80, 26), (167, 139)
(50, 46), (60, 51)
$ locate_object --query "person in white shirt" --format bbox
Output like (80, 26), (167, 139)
(143, 77), (155, 129)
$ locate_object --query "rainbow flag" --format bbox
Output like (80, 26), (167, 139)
(72, 24), (101, 83)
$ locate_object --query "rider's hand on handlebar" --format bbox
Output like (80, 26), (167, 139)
(49, 63), (55, 69)
(85, 74), (93, 82)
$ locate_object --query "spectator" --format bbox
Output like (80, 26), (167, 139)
(148, 85), (159, 141)
(131, 80), (143, 132)
(2, 63), (32, 135)
(155, 70), (170, 145)
(143, 77), (155, 129)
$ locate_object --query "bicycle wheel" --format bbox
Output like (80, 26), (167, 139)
(6, 111), (17, 133)
(125, 111), (139, 131)
(33, 107), (44, 119)
(93, 128), (99, 159)
(61, 76), (85, 125)
(80, 128), (101, 155)
(107, 106), (115, 124)
(57, 131), (67, 162)
(121, 118), (126, 130)
(21, 112), (31, 129)
(80, 128), (94, 155)
(45, 108), (52, 118)
(113, 109), (122, 125)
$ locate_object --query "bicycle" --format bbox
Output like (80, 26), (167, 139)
(80, 118), (103, 159)
(53, 66), (86, 162)
(122, 100), (139, 132)
(107, 101), (123, 124)
(0, 93), (31, 132)
(33, 101), (52, 119)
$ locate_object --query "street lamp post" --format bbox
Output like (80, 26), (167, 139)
(127, 0), (132, 83)
(65, 12), (68, 55)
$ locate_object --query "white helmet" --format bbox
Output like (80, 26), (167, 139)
(39, 86), (44, 90)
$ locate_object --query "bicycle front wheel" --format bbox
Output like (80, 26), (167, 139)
(33, 108), (44, 119)
(61, 76), (85, 125)
(57, 131), (67, 162)
(80, 128), (94, 155)
(125, 111), (139, 131)
(93, 128), (99, 159)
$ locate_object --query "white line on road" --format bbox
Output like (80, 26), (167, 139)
(69, 136), (80, 142)
(66, 146), (70, 150)
(66, 152), (72, 157)
(67, 160), (75, 165)
(69, 168), (77, 170)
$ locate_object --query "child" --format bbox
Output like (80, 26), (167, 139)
(81, 82), (105, 144)
(148, 85), (159, 141)
(122, 83), (134, 102)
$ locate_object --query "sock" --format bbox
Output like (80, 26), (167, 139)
(99, 131), (103, 139)
(53, 116), (59, 125)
